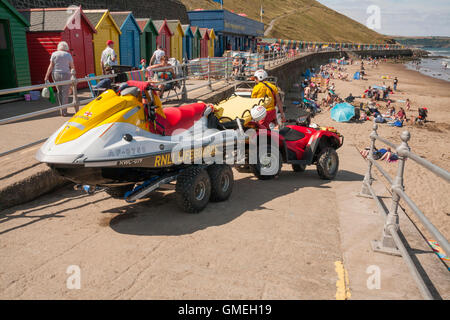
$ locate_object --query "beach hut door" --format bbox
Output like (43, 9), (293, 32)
(0, 20), (17, 90)
(69, 28), (86, 77)
(127, 30), (135, 66)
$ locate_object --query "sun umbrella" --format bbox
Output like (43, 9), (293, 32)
(331, 103), (355, 122)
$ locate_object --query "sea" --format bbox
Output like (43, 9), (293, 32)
(405, 48), (450, 82)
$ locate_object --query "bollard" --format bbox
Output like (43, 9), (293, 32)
(371, 130), (411, 256)
(360, 123), (378, 197)
(71, 69), (79, 113)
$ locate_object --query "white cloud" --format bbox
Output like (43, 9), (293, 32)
(317, 0), (450, 36)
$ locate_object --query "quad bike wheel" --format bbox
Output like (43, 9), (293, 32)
(250, 144), (282, 180)
(176, 166), (211, 213)
(105, 185), (134, 199)
(208, 165), (234, 202)
(292, 164), (306, 172)
(316, 147), (339, 180)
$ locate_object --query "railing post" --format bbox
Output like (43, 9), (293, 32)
(360, 123), (378, 197)
(207, 57), (212, 90)
(71, 69), (79, 113)
(181, 59), (188, 101)
(372, 130), (410, 256)
(225, 57), (229, 83)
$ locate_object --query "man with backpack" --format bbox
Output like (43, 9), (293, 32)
(251, 69), (285, 127)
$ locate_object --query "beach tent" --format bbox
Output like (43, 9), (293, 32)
(0, 0), (31, 92)
(331, 103), (355, 122)
(110, 12), (141, 68)
(190, 26), (201, 59)
(20, 7), (96, 85)
(136, 18), (158, 64)
(84, 9), (121, 75)
(181, 24), (193, 60)
(208, 29), (216, 57)
(199, 27), (210, 58)
(166, 20), (184, 62)
(153, 20), (172, 57)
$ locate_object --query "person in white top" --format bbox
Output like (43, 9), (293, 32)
(150, 45), (166, 65)
(44, 41), (75, 116)
(101, 40), (117, 74)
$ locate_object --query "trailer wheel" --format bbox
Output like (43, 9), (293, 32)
(208, 165), (234, 202)
(250, 144), (281, 180)
(176, 167), (211, 213)
(316, 147), (339, 180)
(105, 185), (133, 199)
(292, 164), (306, 172)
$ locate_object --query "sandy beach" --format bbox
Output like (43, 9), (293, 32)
(311, 59), (450, 239)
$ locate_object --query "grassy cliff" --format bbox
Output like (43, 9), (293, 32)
(180, 0), (388, 43)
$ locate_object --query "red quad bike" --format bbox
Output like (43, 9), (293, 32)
(237, 113), (344, 180)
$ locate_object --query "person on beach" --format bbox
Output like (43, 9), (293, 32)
(396, 107), (407, 121)
(101, 40), (117, 75)
(44, 41), (75, 117)
(406, 98), (411, 111)
(393, 77), (398, 91)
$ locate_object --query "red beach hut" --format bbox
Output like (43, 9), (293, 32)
(19, 7), (96, 87)
(199, 28), (209, 58)
(153, 19), (173, 57)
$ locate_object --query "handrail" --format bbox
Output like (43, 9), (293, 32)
(360, 123), (450, 300)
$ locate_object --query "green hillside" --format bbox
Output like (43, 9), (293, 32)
(180, 0), (388, 43)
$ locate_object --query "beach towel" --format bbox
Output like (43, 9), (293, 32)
(428, 240), (450, 270)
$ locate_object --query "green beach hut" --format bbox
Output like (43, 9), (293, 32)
(190, 26), (201, 59)
(136, 18), (158, 64)
(0, 0), (31, 93)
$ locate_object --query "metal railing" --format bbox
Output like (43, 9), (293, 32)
(0, 47), (403, 158)
(360, 123), (450, 300)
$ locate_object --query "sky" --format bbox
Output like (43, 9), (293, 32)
(316, 0), (450, 37)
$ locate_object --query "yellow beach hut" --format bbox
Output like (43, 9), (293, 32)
(208, 29), (216, 57)
(84, 9), (121, 75)
(166, 20), (184, 62)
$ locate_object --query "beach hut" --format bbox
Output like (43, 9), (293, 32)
(110, 11), (141, 68)
(199, 28), (209, 58)
(182, 24), (194, 61)
(153, 20), (172, 57)
(190, 26), (201, 59)
(208, 29), (215, 57)
(20, 7), (96, 86)
(136, 18), (158, 64)
(84, 9), (121, 75)
(0, 0), (31, 92)
(166, 20), (184, 62)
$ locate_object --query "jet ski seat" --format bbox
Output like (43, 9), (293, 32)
(120, 86), (140, 98)
(154, 103), (208, 136)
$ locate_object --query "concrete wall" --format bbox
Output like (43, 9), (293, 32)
(10, 0), (189, 23)
(267, 51), (345, 91)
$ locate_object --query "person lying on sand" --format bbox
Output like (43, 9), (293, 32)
(360, 147), (399, 162)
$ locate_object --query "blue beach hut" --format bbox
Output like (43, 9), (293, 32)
(182, 24), (194, 61)
(110, 11), (141, 67)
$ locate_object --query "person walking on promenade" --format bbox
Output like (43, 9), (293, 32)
(150, 45), (166, 66)
(44, 41), (75, 117)
(101, 40), (117, 75)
